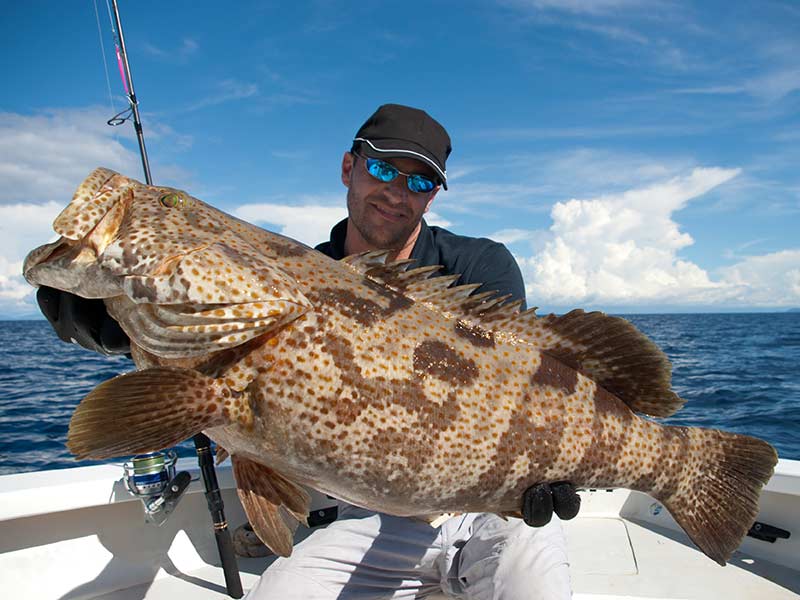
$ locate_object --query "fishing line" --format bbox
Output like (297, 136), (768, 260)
(102, 0), (135, 127)
(92, 0), (117, 119)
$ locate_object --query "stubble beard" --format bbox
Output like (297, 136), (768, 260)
(348, 191), (417, 251)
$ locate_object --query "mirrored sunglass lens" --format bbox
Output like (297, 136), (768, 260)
(408, 175), (436, 193)
(366, 159), (398, 182)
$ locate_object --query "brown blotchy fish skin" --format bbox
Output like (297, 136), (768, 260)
(23, 168), (778, 565)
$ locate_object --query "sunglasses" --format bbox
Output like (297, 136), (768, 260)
(355, 153), (439, 194)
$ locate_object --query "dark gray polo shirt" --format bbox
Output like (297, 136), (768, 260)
(316, 219), (527, 310)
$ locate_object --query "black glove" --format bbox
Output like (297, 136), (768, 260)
(37, 286), (131, 355)
(521, 481), (580, 527)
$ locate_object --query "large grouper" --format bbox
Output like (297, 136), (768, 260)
(23, 167), (778, 564)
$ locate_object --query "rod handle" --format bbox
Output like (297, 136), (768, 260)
(215, 526), (244, 598)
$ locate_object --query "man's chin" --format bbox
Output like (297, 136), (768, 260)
(358, 221), (406, 248)
(365, 238), (404, 252)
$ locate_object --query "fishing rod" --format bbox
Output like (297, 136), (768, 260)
(102, 2), (243, 597)
(108, 0), (152, 185)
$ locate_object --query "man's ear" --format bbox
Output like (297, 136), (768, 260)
(341, 152), (355, 188)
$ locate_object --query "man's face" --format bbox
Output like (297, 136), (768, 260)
(341, 152), (439, 251)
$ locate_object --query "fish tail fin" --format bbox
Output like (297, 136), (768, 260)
(68, 367), (237, 460)
(659, 428), (777, 565)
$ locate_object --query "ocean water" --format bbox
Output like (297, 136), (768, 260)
(0, 314), (798, 476)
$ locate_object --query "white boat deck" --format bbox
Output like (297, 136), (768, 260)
(1, 459), (798, 600)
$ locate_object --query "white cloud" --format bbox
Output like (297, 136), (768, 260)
(0, 202), (62, 316)
(744, 67), (800, 103)
(670, 67), (800, 103)
(142, 37), (199, 62)
(491, 228), (546, 246)
(509, 163), (797, 309)
(456, 148), (695, 199)
(718, 250), (800, 307)
(0, 107), (156, 318)
(469, 124), (705, 141)
(438, 182), (552, 214)
(0, 108), (142, 204)
(424, 211), (452, 229)
(234, 202), (347, 247)
(186, 79), (259, 112)
(519, 167), (746, 307)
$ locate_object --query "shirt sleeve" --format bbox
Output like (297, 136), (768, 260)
(459, 242), (527, 311)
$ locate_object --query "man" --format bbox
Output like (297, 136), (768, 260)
(38, 104), (579, 599)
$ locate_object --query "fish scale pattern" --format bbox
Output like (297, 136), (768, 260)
(22, 168), (779, 565)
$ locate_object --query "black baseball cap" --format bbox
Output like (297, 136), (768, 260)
(352, 104), (451, 190)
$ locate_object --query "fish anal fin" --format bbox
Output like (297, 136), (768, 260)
(67, 367), (234, 460)
(231, 456), (311, 557)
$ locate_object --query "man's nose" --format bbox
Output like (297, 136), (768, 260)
(384, 175), (409, 203)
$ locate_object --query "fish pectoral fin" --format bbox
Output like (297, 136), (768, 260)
(67, 367), (236, 460)
(108, 295), (309, 359)
(232, 456), (311, 557)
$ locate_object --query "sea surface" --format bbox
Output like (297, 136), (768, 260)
(1, 314), (799, 476)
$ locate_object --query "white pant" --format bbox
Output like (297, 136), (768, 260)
(245, 503), (571, 600)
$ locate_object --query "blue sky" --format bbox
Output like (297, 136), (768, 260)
(2, 0), (799, 318)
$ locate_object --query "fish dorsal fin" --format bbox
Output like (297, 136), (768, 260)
(343, 252), (681, 417)
(232, 456), (310, 557)
(342, 250), (520, 318)
(342, 250), (444, 290)
(496, 308), (684, 417)
(466, 302), (682, 417)
(341, 249), (415, 279)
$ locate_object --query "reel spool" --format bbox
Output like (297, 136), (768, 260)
(123, 451), (191, 526)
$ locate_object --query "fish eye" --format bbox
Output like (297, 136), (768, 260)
(159, 192), (191, 209)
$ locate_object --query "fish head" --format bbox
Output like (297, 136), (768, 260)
(24, 167), (312, 357)
(24, 168), (132, 296)
(25, 167), (249, 298)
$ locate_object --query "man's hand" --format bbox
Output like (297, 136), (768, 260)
(37, 286), (131, 355)
(521, 481), (580, 527)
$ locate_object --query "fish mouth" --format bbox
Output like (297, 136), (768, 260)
(23, 236), (124, 299)
(23, 187), (132, 298)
